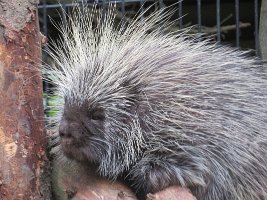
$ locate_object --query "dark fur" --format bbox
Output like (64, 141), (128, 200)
(48, 5), (267, 200)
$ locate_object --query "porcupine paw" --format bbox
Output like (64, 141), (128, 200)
(139, 163), (174, 194)
(132, 158), (207, 196)
(146, 193), (157, 200)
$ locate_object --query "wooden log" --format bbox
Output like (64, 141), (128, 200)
(51, 156), (196, 200)
(0, 0), (49, 199)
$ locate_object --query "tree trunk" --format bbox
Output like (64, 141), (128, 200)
(0, 0), (49, 199)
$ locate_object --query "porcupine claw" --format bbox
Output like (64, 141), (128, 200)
(146, 187), (197, 200)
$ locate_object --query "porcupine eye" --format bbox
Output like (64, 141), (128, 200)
(90, 108), (105, 121)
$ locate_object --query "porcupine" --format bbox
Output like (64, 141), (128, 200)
(46, 3), (267, 200)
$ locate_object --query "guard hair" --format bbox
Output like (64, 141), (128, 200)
(45, 2), (267, 200)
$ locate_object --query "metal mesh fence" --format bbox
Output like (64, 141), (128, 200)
(38, 0), (263, 110)
(38, 0), (262, 52)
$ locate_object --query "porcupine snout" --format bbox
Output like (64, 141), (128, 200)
(58, 116), (91, 161)
(58, 103), (95, 140)
(57, 103), (107, 163)
(58, 117), (86, 146)
(59, 116), (91, 140)
(59, 118), (73, 138)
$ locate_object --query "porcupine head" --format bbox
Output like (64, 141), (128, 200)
(46, 2), (267, 200)
(47, 3), (169, 193)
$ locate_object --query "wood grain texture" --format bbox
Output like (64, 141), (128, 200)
(0, 1), (48, 199)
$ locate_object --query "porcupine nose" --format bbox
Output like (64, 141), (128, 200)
(59, 119), (71, 138)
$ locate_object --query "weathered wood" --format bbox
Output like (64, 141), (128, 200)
(51, 159), (138, 200)
(147, 186), (197, 200)
(0, 0), (48, 199)
(52, 157), (196, 200)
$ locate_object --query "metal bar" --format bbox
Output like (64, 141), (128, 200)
(61, 2), (67, 26)
(121, 0), (125, 17)
(216, 0), (221, 43)
(178, 1), (183, 29)
(197, 0), (201, 33)
(38, 3), (75, 9)
(140, 0), (144, 12)
(62, 1), (67, 10)
(254, 0), (259, 56)
(37, 0), (155, 9)
(159, 0), (164, 10)
(102, 0), (107, 19)
(42, 1), (48, 36)
(121, 0), (126, 30)
(140, 0), (144, 21)
(235, 0), (240, 48)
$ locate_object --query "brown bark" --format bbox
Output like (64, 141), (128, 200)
(0, 0), (48, 199)
(52, 158), (196, 200)
(51, 160), (138, 200)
